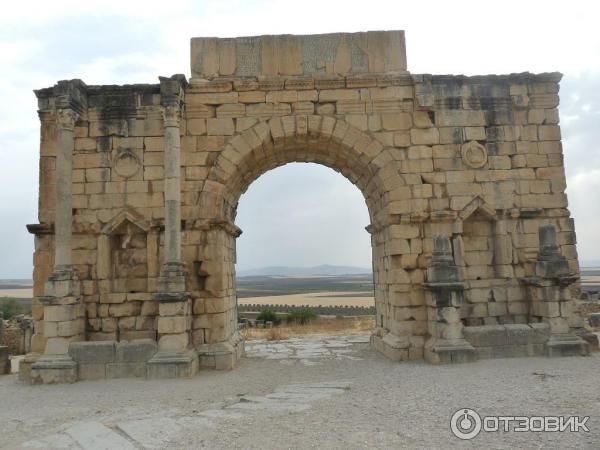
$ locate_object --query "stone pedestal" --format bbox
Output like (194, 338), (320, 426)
(148, 288), (198, 378)
(424, 236), (477, 364)
(197, 333), (244, 370)
(146, 349), (198, 379)
(370, 331), (409, 361)
(30, 354), (77, 384)
(522, 225), (588, 357)
(19, 352), (40, 382)
(31, 268), (84, 383)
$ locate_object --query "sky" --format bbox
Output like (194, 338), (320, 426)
(0, 0), (599, 277)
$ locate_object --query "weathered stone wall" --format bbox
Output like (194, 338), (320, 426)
(26, 31), (588, 381)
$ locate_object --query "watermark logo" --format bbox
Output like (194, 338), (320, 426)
(450, 408), (590, 440)
(451, 409), (482, 440)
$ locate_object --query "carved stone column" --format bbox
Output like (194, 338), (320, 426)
(31, 108), (84, 384)
(424, 235), (477, 364)
(148, 75), (198, 378)
(522, 225), (588, 357)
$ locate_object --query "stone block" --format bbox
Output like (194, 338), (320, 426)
(121, 330), (157, 341)
(69, 341), (116, 364)
(159, 301), (189, 317)
(319, 89), (359, 102)
(115, 339), (157, 363)
(538, 125), (561, 141)
(158, 316), (188, 334)
(381, 113), (412, 130)
(30, 356), (77, 384)
(57, 319), (85, 337)
(463, 325), (508, 347)
(109, 302), (141, 317)
(207, 118), (234, 135)
(106, 362), (147, 378)
(78, 363), (107, 380)
(370, 334), (409, 361)
(187, 118), (206, 135)
(46, 337), (76, 355)
(410, 128), (439, 145)
(146, 350), (199, 379)
(44, 305), (77, 322)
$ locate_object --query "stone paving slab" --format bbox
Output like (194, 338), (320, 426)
(244, 333), (370, 365)
(22, 380), (352, 449)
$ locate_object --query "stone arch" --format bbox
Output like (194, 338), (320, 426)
(203, 116), (404, 225)
(191, 116), (413, 360)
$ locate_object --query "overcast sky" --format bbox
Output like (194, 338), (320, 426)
(0, 0), (599, 277)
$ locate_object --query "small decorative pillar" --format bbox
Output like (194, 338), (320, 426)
(493, 218), (514, 278)
(31, 107), (85, 384)
(424, 236), (477, 364)
(522, 225), (588, 357)
(147, 75), (198, 378)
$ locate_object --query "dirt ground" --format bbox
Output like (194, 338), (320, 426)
(1, 334), (599, 449)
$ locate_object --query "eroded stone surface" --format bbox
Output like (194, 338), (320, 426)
(22, 380), (352, 449)
(245, 334), (370, 365)
(25, 30), (587, 381)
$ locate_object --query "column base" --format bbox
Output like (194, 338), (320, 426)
(424, 339), (478, 364)
(370, 332), (410, 361)
(545, 334), (589, 357)
(30, 355), (77, 384)
(146, 349), (199, 379)
(197, 338), (244, 370)
(18, 352), (40, 382)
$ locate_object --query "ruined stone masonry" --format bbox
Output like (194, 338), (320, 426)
(22, 31), (590, 383)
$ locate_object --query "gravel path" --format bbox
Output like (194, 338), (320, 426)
(1, 334), (599, 449)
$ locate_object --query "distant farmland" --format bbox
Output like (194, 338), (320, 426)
(236, 274), (374, 298)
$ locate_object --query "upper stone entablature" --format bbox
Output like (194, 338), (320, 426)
(190, 31), (407, 80)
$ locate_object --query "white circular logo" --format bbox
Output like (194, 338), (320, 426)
(451, 408), (482, 440)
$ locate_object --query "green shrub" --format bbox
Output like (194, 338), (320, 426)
(286, 308), (318, 324)
(256, 308), (281, 325)
(0, 297), (29, 320)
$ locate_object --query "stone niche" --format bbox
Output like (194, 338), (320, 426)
(95, 210), (159, 342)
(23, 30), (592, 383)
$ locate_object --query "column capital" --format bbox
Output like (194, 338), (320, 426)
(55, 108), (79, 131)
(162, 104), (181, 127)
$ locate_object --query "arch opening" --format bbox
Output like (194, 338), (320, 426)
(233, 162), (375, 327)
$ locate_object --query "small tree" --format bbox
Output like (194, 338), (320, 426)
(256, 308), (281, 325)
(287, 308), (318, 325)
(0, 298), (29, 320)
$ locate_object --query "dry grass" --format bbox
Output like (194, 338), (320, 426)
(244, 316), (375, 341)
(263, 328), (290, 341)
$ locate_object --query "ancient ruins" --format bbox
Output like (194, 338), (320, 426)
(21, 31), (591, 383)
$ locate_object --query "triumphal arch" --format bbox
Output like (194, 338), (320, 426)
(22, 31), (590, 383)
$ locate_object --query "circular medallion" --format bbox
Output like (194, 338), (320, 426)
(461, 141), (488, 169)
(113, 149), (141, 178)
